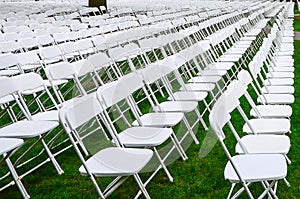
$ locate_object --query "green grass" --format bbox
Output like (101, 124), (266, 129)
(295, 6), (300, 15)
(294, 18), (300, 31)
(2, 16), (300, 199)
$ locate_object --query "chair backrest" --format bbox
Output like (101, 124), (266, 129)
(12, 72), (45, 92)
(97, 73), (144, 107)
(0, 76), (18, 99)
(209, 95), (231, 141)
(18, 37), (39, 49)
(92, 35), (106, 47)
(237, 70), (252, 86)
(76, 38), (94, 51)
(87, 52), (111, 69)
(59, 41), (79, 54)
(37, 34), (55, 46)
(3, 32), (19, 42)
(0, 41), (21, 53)
(225, 80), (247, 104)
(0, 53), (19, 70)
(108, 46), (127, 61)
(46, 62), (76, 80)
(17, 51), (41, 65)
(53, 32), (69, 43)
(138, 64), (165, 84)
(62, 93), (104, 131)
(18, 30), (35, 39)
(72, 59), (94, 77)
(39, 45), (63, 60)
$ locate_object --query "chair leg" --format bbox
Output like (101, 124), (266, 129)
(103, 176), (128, 198)
(182, 116), (199, 144)
(170, 133), (188, 160)
(242, 181), (254, 199)
(153, 147), (173, 182)
(227, 183), (236, 199)
(195, 108), (208, 130)
(40, 136), (64, 175)
(5, 156), (30, 199)
(133, 173), (151, 199)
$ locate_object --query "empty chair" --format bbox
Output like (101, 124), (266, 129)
(59, 93), (153, 199)
(96, 74), (188, 181)
(12, 73), (60, 122)
(0, 76), (63, 178)
(209, 95), (288, 199)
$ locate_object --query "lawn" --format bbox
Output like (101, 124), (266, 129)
(1, 13), (300, 199)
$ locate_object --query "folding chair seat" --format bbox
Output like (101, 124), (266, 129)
(260, 85), (294, 94)
(257, 94), (295, 105)
(266, 71), (294, 79)
(209, 95), (288, 199)
(0, 138), (29, 199)
(59, 93), (153, 199)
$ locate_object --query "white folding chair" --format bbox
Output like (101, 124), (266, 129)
(223, 80), (291, 163)
(59, 93), (153, 199)
(96, 76), (188, 182)
(209, 96), (288, 199)
(0, 76), (63, 178)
